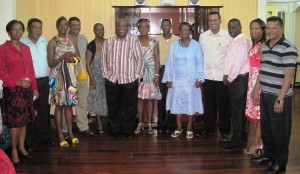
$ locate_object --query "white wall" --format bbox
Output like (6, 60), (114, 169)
(0, 0), (16, 44)
(258, 0), (267, 21)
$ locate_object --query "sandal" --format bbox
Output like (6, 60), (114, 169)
(98, 129), (104, 134)
(134, 123), (144, 134)
(186, 131), (194, 139)
(171, 129), (183, 138)
(59, 140), (69, 147)
(71, 138), (79, 144)
(243, 141), (263, 155)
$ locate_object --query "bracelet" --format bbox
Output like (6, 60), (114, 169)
(155, 74), (160, 77)
(74, 57), (79, 65)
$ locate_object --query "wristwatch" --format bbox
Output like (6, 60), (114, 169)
(276, 99), (283, 104)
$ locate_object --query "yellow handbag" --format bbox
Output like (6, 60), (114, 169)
(75, 58), (88, 81)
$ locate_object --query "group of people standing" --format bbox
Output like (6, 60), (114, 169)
(0, 16), (108, 165)
(0, 11), (298, 174)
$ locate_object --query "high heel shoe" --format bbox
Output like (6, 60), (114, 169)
(134, 123), (144, 134)
(243, 142), (263, 155)
(147, 124), (154, 135)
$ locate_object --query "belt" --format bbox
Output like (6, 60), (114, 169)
(36, 76), (48, 80)
(237, 73), (249, 77)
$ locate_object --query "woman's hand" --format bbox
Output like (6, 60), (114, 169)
(17, 78), (31, 88)
(251, 89), (260, 105)
(90, 79), (97, 88)
(61, 52), (76, 63)
(0, 128), (3, 135)
(166, 81), (173, 88)
(153, 76), (159, 86)
(195, 80), (202, 88)
(33, 90), (39, 101)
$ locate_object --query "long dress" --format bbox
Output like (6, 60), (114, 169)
(87, 52), (107, 116)
(138, 37), (157, 99)
(162, 40), (204, 115)
(48, 37), (78, 106)
(245, 43), (261, 122)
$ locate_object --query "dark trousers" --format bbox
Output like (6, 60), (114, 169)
(157, 66), (175, 130)
(105, 79), (138, 135)
(203, 79), (230, 134)
(26, 77), (50, 146)
(261, 92), (292, 167)
(228, 74), (248, 146)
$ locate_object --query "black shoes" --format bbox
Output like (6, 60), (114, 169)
(220, 142), (244, 152)
(79, 129), (95, 136)
(221, 134), (230, 142)
(37, 139), (56, 147)
(250, 156), (273, 165)
(111, 133), (119, 138)
(266, 164), (286, 174)
(195, 130), (214, 137)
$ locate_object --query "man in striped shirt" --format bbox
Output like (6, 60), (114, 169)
(250, 16), (298, 174)
(102, 18), (143, 138)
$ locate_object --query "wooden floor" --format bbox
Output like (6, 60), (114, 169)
(15, 89), (300, 174)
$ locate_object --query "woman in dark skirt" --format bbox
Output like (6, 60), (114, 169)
(0, 20), (38, 164)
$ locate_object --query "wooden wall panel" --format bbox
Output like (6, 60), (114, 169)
(16, 0), (258, 41)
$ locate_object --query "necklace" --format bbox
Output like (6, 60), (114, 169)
(179, 39), (191, 47)
(57, 36), (69, 45)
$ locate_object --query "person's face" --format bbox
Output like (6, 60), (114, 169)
(94, 24), (104, 38)
(179, 25), (191, 39)
(138, 21), (149, 36)
(266, 21), (283, 41)
(208, 14), (221, 33)
(69, 20), (81, 35)
(27, 22), (42, 41)
(116, 19), (128, 38)
(228, 21), (241, 38)
(250, 22), (263, 42)
(9, 23), (24, 40)
(161, 21), (171, 35)
(57, 19), (68, 35)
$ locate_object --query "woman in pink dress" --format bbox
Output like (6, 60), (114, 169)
(244, 18), (266, 154)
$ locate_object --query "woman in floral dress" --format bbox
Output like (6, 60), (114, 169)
(244, 18), (266, 154)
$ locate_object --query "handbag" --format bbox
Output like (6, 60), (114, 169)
(150, 85), (162, 100)
(0, 125), (11, 150)
(76, 59), (88, 81)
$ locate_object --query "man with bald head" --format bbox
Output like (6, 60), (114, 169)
(102, 18), (143, 138)
(221, 18), (251, 151)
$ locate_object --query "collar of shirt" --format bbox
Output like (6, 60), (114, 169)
(265, 36), (285, 48)
(114, 34), (129, 42)
(21, 36), (47, 46)
(208, 29), (224, 37)
(233, 33), (246, 42)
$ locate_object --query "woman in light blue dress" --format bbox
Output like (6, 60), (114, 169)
(162, 22), (204, 139)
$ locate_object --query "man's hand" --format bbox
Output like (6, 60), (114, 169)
(223, 75), (230, 85)
(166, 81), (173, 88)
(274, 100), (284, 113)
(195, 80), (202, 88)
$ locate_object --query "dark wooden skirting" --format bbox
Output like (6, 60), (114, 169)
(14, 89), (300, 174)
